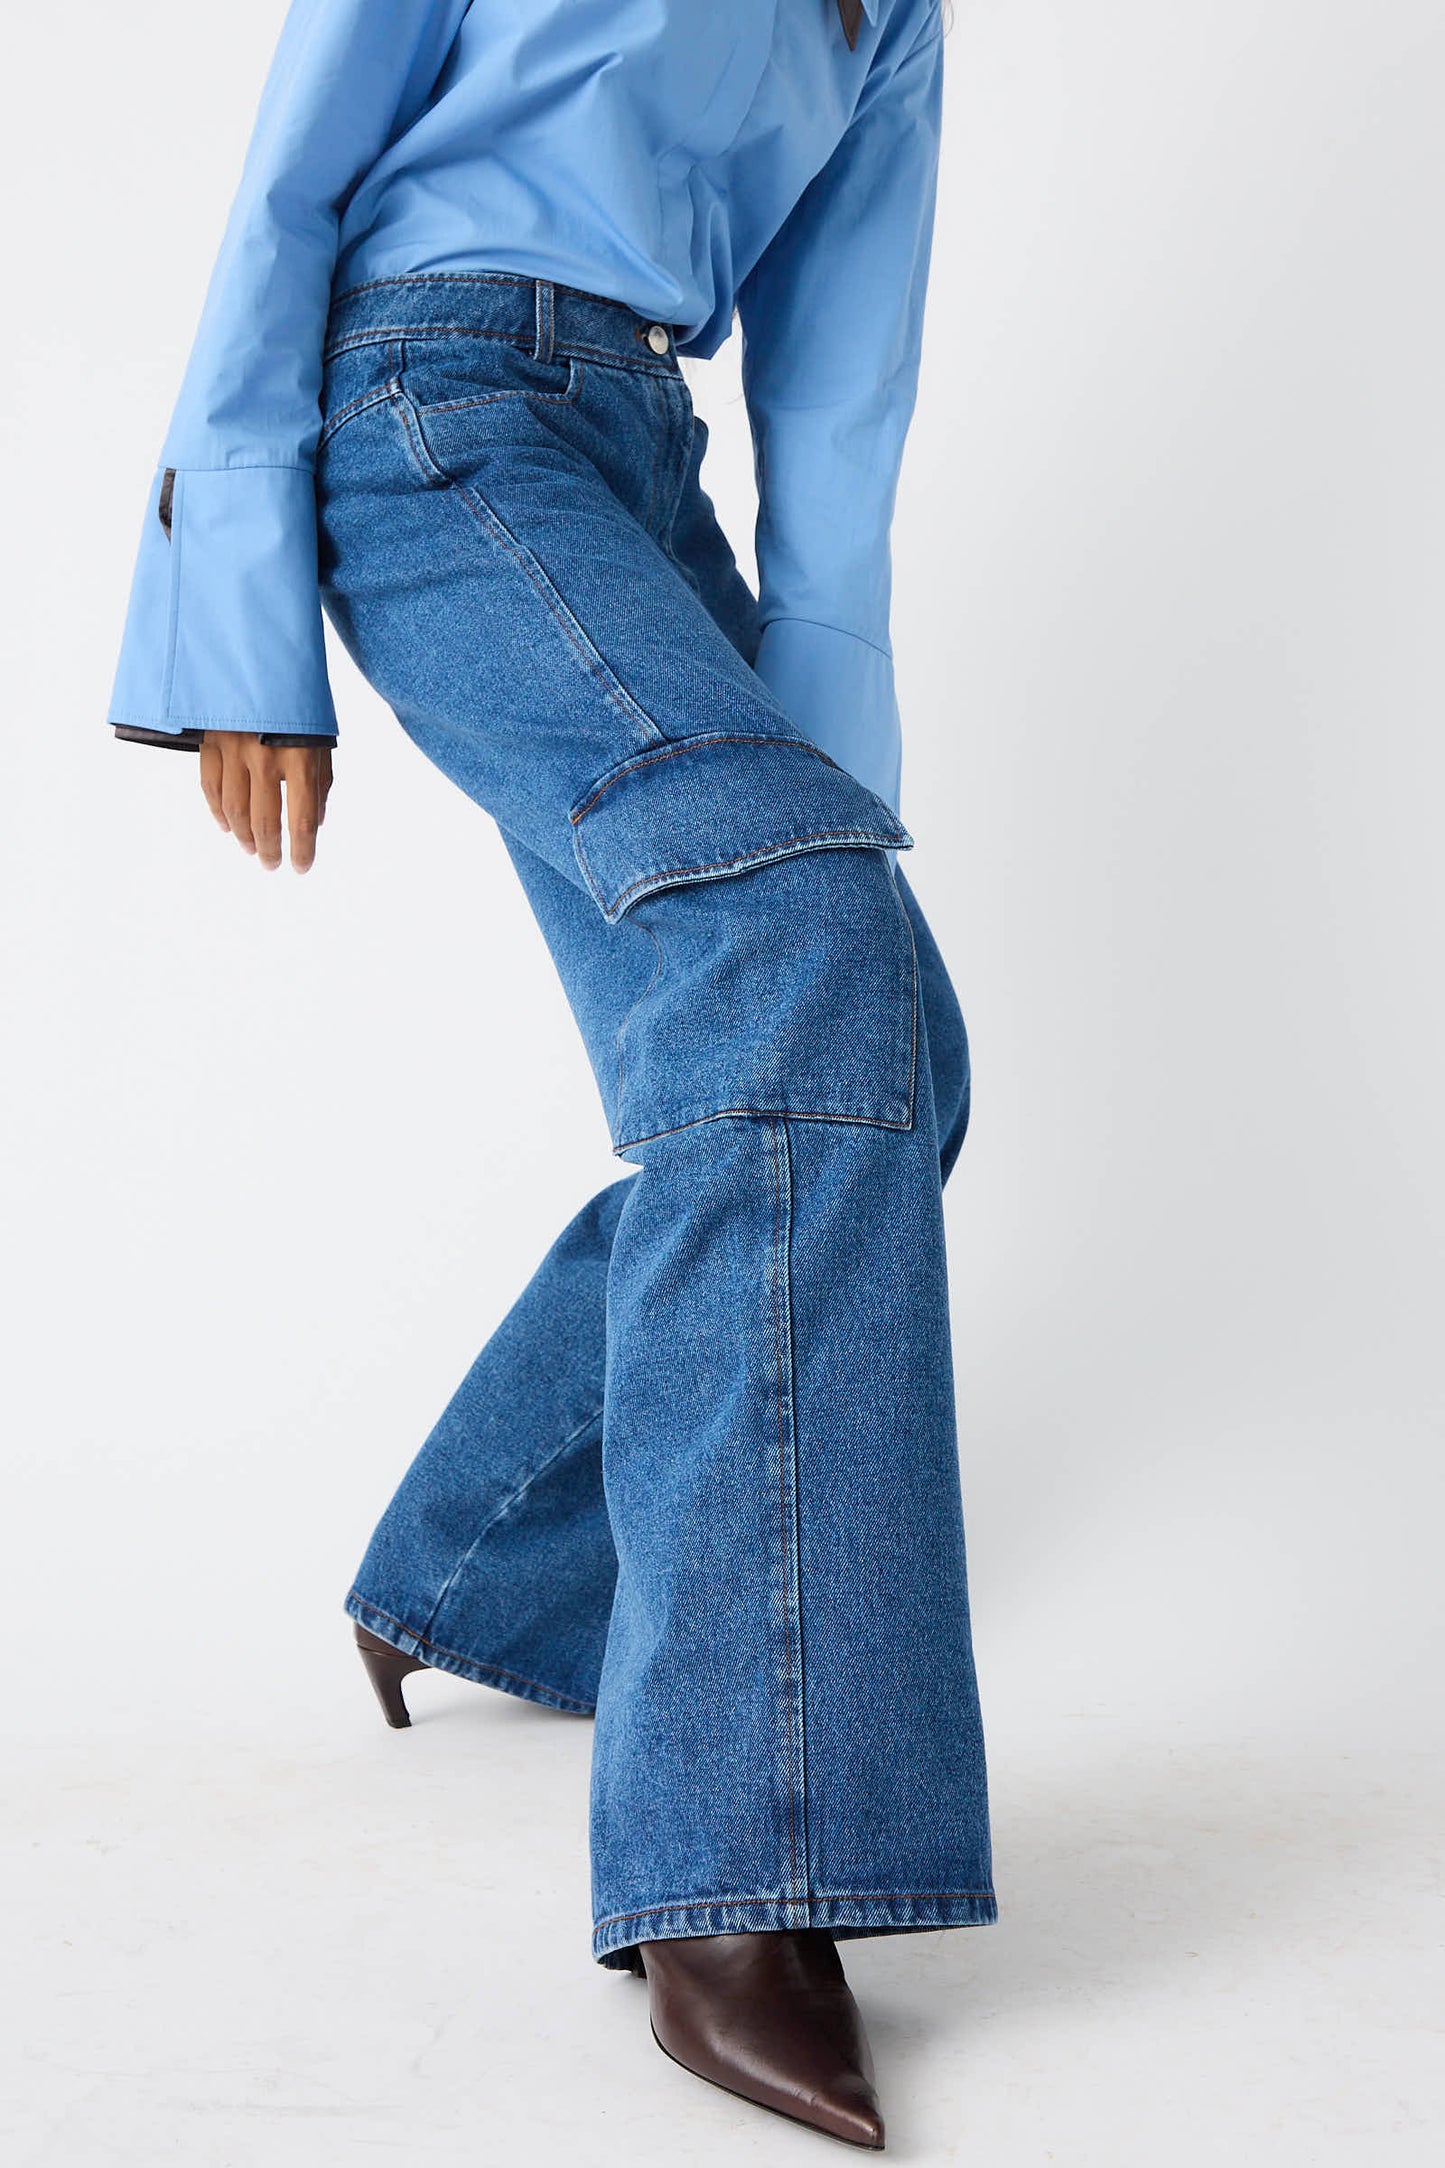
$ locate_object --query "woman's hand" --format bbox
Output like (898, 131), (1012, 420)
(198, 732), (334, 873)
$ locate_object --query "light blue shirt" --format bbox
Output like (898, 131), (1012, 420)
(109, 0), (945, 813)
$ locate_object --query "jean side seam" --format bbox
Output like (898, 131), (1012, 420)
(902, 903), (921, 1129)
(769, 1116), (808, 1919)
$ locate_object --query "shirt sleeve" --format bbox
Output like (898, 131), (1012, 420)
(735, 6), (946, 816)
(107, 0), (472, 750)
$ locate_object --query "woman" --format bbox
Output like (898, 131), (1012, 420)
(109, 0), (993, 2147)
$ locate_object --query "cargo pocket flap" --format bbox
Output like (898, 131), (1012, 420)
(569, 731), (912, 924)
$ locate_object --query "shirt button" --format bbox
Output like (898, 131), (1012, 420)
(645, 323), (671, 355)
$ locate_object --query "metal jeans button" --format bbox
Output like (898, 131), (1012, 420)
(645, 323), (671, 355)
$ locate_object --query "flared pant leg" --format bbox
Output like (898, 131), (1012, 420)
(343, 857), (973, 1715)
(318, 284), (995, 1964)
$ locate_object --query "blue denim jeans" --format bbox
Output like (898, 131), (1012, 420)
(315, 273), (995, 1969)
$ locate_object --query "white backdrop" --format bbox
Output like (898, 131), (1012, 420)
(3, 4), (1441, 2163)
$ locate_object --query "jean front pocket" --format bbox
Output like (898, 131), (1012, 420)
(396, 331), (583, 418)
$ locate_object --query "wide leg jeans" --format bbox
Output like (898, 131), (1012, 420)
(315, 273), (995, 1968)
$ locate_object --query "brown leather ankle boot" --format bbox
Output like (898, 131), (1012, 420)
(632, 1928), (885, 2148)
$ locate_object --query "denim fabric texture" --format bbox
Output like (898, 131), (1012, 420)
(322, 272), (994, 1969)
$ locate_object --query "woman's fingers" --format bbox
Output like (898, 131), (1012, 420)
(248, 746), (285, 871)
(280, 747), (322, 873)
(198, 739), (229, 831)
(200, 733), (333, 869)
(218, 738), (256, 856)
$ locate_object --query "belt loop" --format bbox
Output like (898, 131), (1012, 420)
(533, 278), (556, 363)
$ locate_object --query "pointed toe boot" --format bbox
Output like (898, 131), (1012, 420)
(634, 1928), (885, 2149)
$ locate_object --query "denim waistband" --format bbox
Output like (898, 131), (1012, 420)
(323, 271), (684, 375)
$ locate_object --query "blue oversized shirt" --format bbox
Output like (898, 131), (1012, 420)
(109, 0), (945, 813)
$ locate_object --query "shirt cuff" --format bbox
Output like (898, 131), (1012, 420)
(111, 724), (205, 751)
(750, 617), (903, 816)
(107, 465), (339, 742)
(111, 725), (336, 750)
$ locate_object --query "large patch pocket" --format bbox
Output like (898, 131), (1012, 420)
(569, 732), (920, 1156)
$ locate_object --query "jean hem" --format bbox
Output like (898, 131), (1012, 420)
(591, 1889), (999, 1969)
(344, 1590), (597, 1716)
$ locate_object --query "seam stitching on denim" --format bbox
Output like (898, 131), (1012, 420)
(768, 1119), (797, 1904)
(560, 343), (677, 374)
(600, 831), (902, 917)
(902, 901), (921, 1127)
(317, 381), (398, 450)
(347, 1594), (596, 1712)
(324, 326), (675, 374)
(381, 381), (665, 745)
(613, 1103), (913, 1154)
(780, 1115), (809, 1912)
(451, 477), (667, 743)
(388, 381), (448, 486)
(441, 472), (669, 748)
(391, 359), (583, 420)
(418, 1403), (607, 1646)
(593, 1892), (998, 1932)
(569, 733), (847, 821)
(385, 324), (582, 413)
(771, 1117), (808, 1918)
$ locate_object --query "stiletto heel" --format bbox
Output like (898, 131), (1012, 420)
(354, 1622), (429, 1729)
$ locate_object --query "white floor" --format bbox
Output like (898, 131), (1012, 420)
(7, 1625), (1440, 2164)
